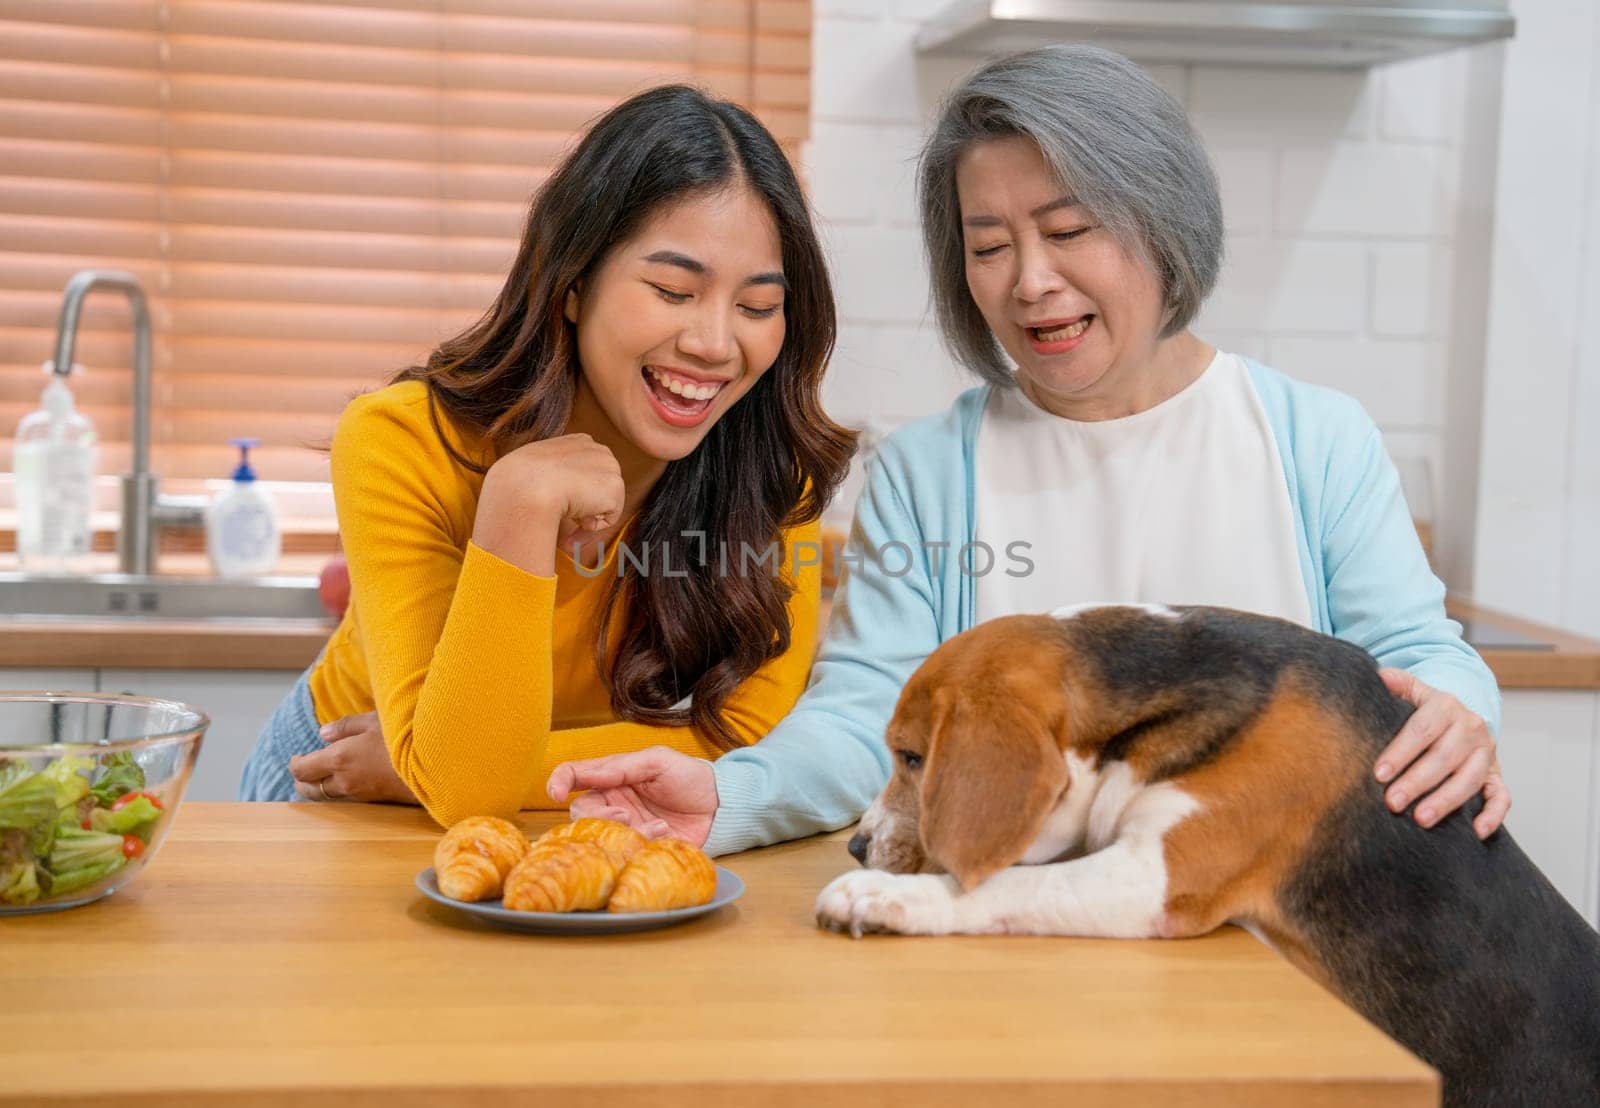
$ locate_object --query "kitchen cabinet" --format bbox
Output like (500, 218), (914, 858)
(1496, 688), (1600, 927)
(97, 668), (301, 803)
(0, 668), (96, 691)
(1, 666), (297, 803)
(87, 668), (301, 803)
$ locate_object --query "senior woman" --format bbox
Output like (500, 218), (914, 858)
(337, 46), (1510, 852)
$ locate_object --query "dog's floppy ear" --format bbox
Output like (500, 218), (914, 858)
(918, 697), (1069, 891)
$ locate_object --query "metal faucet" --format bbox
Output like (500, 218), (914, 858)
(50, 270), (206, 576)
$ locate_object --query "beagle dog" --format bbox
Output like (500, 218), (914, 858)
(816, 604), (1600, 1108)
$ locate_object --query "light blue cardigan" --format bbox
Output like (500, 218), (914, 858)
(702, 360), (1502, 856)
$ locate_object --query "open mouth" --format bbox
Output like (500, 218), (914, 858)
(1027, 316), (1093, 344)
(1024, 315), (1088, 355)
(641, 365), (727, 426)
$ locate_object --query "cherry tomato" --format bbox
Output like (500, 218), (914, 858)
(112, 791), (164, 812)
(121, 835), (145, 860)
(81, 819), (92, 830)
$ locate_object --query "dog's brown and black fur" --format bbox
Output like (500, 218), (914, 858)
(820, 606), (1600, 1107)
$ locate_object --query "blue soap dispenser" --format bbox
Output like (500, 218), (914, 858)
(205, 437), (281, 578)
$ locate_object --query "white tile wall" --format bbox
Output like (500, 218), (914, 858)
(1371, 243), (1453, 338)
(1379, 53), (1466, 144)
(825, 226), (930, 322)
(802, 6), (1476, 516)
(812, 19), (927, 123)
(1473, 0), (1600, 637)
(1263, 338), (1438, 428)
(1210, 147), (1275, 235)
(1199, 239), (1369, 333)
(805, 4), (1600, 639)
(808, 122), (922, 225)
(1187, 66), (1375, 143)
(1276, 144), (1459, 237)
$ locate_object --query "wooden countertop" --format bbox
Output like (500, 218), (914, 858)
(1447, 597), (1600, 690)
(0, 617), (334, 670)
(0, 803), (1436, 1107)
(4, 586), (1599, 688)
(2, 552), (335, 671)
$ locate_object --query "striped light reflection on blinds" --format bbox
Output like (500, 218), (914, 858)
(0, 0), (811, 481)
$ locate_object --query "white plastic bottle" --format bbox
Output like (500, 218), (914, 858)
(14, 363), (98, 574)
(206, 437), (281, 578)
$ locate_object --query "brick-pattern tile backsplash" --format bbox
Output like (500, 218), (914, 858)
(802, 5), (1473, 499)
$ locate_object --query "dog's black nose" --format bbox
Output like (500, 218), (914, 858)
(847, 832), (870, 865)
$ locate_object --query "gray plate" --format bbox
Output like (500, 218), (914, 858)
(415, 865), (745, 934)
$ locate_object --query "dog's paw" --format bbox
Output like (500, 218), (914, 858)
(814, 870), (966, 937)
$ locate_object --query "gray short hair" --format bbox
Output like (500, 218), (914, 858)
(918, 45), (1224, 386)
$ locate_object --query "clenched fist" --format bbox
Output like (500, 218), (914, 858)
(472, 433), (626, 576)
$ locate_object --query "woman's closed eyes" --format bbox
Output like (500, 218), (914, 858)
(970, 224), (1096, 259)
(646, 281), (783, 318)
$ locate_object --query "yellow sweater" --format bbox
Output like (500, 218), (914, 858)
(309, 380), (820, 827)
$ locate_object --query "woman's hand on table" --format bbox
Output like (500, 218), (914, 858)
(1375, 668), (1510, 840)
(290, 712), (419, 805)
(546, 747), (718, 847)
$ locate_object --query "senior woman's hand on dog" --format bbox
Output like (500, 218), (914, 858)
(1375, 668), (1509, 840)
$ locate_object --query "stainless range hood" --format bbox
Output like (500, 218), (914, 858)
(915, 1), (1516, 68)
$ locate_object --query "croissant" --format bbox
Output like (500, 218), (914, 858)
(607, 837), (717, 914)
(503, 841), (619, 913)
(433, 816), (529, 902)
(537, 817), (647, 869)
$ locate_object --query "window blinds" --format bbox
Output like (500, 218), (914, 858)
(0, 0), (811, 482)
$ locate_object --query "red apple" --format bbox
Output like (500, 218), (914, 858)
(318, 555), (351, 619)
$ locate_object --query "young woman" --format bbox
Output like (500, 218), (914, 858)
(238, 85), (854, 832)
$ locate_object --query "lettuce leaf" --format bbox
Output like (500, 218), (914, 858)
(47, 826), (123, 873)
(89, 753), (145, 807)
(0, 859), (41, 905)
(0, 758), (32, 794)
(47, 856), (125, 897)
(41, 755), (95, 810)
(0, 772), (58, 856)
(89, 796), (162, 839)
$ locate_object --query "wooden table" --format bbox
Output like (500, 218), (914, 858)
(0, 803), (1436, 1107)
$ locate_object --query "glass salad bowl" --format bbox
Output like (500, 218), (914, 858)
(0, 691), (207, 914)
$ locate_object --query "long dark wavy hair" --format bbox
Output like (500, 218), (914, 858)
(396, 84), (854, 752)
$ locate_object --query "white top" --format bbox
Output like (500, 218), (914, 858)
(974, 350), (1312, 627)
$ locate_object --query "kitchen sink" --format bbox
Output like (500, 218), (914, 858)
(1, 572), (329, 622)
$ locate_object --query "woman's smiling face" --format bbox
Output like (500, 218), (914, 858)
(565, 183), (787, 462)
(956, 135), (1172, 416)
